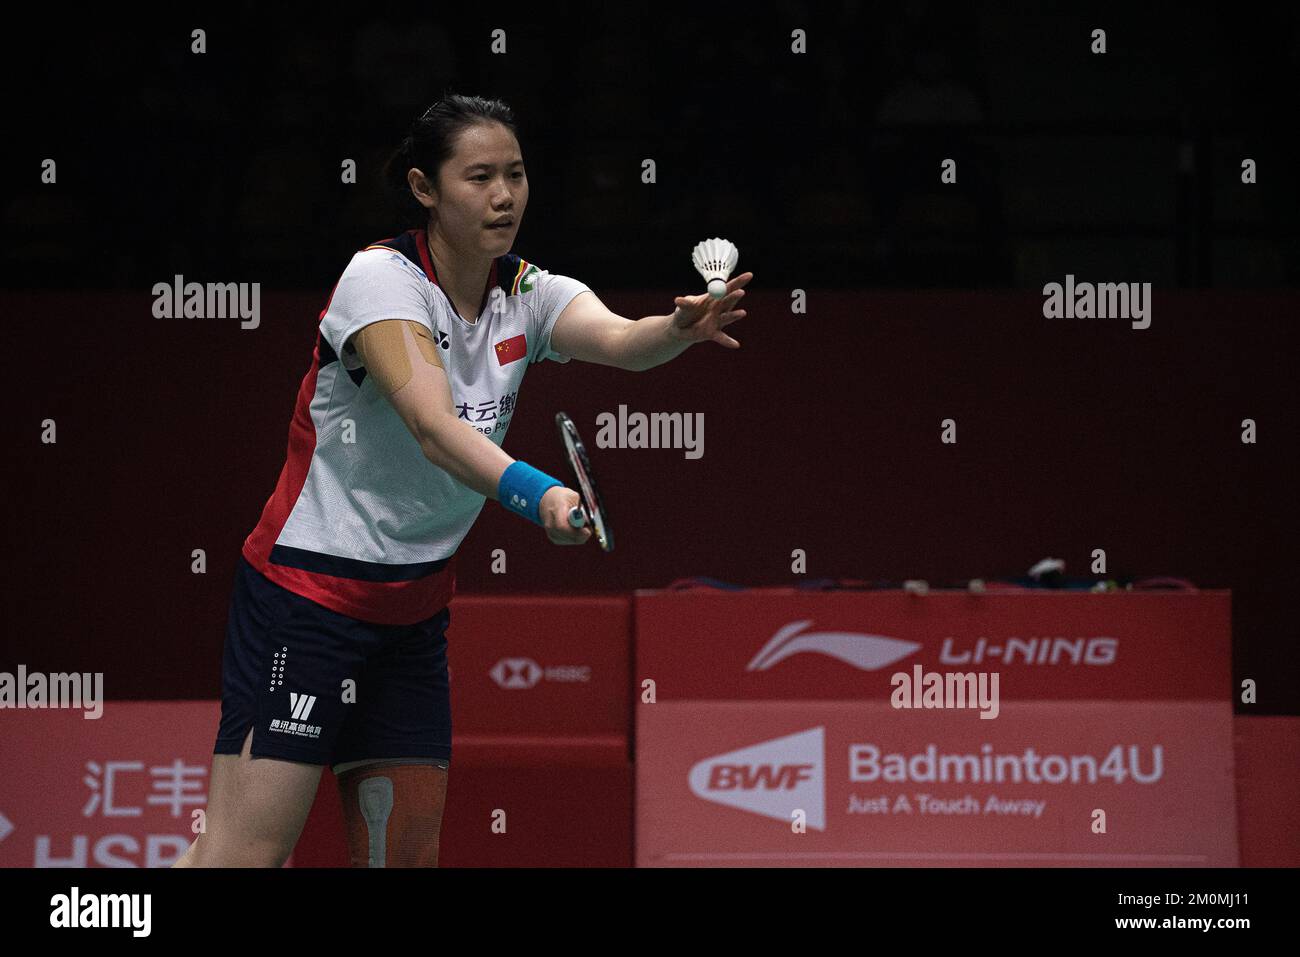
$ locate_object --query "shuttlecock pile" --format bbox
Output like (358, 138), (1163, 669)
(691, 237), (739, 299)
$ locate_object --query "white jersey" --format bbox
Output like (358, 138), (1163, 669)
(242, 226), (590, 624)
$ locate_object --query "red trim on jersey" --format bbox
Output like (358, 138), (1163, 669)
(248, 553), (458, 627)
(241, 341), (325, 576)
(420, 224), (501, 321)
(240, 279), (459, 626)
(416, 226), (439, 283)
(482, 258), (499, 316)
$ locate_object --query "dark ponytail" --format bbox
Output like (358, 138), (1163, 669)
(382, 92), (520, 229)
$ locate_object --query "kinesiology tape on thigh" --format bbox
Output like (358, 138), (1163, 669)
(337, 763), (449, 868)
(351, 320), (443, 395)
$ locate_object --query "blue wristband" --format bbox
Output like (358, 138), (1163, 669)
(498, 461), (563, 526)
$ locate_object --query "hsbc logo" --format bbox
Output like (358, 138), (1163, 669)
(490, 659), (591, 689)
(689, 727), (825, 830)
(748, 620), (921, 672)
(491, 658), (542, 689)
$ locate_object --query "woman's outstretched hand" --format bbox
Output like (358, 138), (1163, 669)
(669, 271), (753, 348)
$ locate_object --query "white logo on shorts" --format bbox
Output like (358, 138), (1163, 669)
(289, 692), (317, 720)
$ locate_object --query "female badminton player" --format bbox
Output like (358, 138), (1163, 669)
(174, 93), (753, 868)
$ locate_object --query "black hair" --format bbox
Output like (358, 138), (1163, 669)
(383, 93), (520, 229)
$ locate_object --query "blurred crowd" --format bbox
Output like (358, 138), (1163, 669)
(4, 2), (1297, 290)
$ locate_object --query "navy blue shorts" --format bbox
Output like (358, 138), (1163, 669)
(214, 556), (451, 769)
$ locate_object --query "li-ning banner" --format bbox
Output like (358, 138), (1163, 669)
(633, 589), (1236, 867)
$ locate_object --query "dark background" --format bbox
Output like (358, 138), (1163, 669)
(4, 3), (1298, 289)
(3, 3), (1297, 710)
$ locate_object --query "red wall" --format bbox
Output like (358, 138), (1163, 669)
(6, 289), (1297, 710)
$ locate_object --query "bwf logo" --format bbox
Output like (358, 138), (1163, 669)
(689, 727), (825, 830)
(288, 692), (317, 720)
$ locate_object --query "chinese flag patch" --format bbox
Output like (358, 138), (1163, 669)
(495, 334), (527, 365)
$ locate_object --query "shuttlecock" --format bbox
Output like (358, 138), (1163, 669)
(692, 237), (739, 299)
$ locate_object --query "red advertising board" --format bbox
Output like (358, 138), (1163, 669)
(0, 702), (222, 868)
(633, 589), (1236, 867)
(448, 595), (631, 741)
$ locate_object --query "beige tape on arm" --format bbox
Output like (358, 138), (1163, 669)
(351, 320), (443, 395)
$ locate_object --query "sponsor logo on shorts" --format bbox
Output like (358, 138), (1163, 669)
(269, 718), (321, 740)
(270, 690), (322, 739)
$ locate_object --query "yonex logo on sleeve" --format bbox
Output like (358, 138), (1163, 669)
(289, 692), (317, 720)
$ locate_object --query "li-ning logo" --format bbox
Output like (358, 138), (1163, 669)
(689, 727), (825, 830)
(747, 621), (921, 672)
(289, 692), (317, 720)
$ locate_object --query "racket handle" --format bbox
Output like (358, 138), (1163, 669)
(568, 505), (586, 528)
